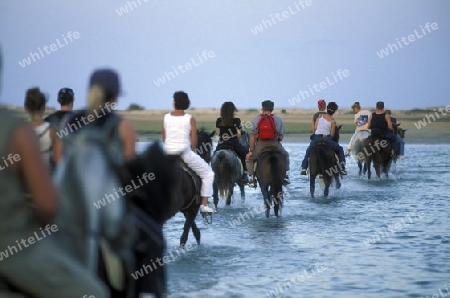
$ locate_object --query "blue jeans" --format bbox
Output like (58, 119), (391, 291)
(301, 135), (346, 169)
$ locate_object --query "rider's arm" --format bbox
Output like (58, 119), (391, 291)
(330, 120), (336, 138)
(310, 115), (316, 133)
(119, 118), (137, 161)
(10, 123), (58, 224)
(385, 114), (393, 131)
(236, 118), (242, 139)
(50, 127), (62, 164)
(313, 117), (320, 132)
(249, 133), (256, 152)
(367, 114), (372, 129)
(190, 117), (198, 151)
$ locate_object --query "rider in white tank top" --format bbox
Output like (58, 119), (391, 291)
(163, 113), (192, 154)
(315, 117), (331, 135)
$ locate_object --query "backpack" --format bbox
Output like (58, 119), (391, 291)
(257, 114), (277, 140)
(52, 112), (137, 295)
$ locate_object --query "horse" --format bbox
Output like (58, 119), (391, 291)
(255, 148), (287, 218)
(49, 138), (181, 298)
(308, 125), (342, 198)
(211, 131), (249, 208)
(178, 129), (215, 248)
(349, 130), (370, 176)
(125, 142), (183, 297)
(363, 135), (393, 179)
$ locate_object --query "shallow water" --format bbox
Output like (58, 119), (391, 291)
(137, 143), (450, 298)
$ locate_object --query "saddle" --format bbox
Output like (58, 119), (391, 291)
(312, 141), (339, 165)
(254, 145), (280, 172)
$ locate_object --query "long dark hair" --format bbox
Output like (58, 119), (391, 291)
(220, 101), (237, 127)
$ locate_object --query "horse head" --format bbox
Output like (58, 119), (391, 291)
(195, 128), (215, 164)
(332, 124), (342, 143)
(397, 127), (407, 139)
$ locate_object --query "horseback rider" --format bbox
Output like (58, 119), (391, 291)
(0, 47), (108, 298)
(301, 102), (347, 176)
(162, 91), (215, 214)
(24, 87), (61, 170)
(385, 109), (405, 157)
(345, 101), (371, 156)
(57, 69), (138, 163)
(367, 101), (399, 157)
(44, 87), (75, 129)
(215, 101), (249, 183)
(246, 100), (290, 187)
(311, 99), (327, 133)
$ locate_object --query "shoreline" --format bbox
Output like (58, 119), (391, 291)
(138, 133), (450, 144)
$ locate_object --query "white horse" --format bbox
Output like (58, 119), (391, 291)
(348, 130), (370, 176)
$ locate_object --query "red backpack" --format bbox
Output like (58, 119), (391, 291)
(257, 114), (277, 140)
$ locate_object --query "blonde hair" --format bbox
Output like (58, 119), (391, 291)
(87, 84), (105, 113)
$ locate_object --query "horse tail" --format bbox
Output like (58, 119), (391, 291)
(318, 145), (333, 185)
(214, 151), (234, 198)
(269, 153), (282, 199)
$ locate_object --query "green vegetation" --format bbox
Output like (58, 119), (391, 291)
(126, 103), (145, 111)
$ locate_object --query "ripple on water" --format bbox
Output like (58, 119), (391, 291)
(158, 144), (450, 297)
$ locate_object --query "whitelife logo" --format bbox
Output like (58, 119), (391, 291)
(18, 31), (81, 68)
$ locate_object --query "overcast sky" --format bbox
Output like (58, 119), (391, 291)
(0, 0), (448, 110)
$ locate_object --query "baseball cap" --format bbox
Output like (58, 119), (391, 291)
(57, 88), (74, 104)
(89, 68), (121, 96)
(318, 99), (326, 107)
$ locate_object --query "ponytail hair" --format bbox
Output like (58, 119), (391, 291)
(25, 87), (46, 112)
(87, 84), (105, 113)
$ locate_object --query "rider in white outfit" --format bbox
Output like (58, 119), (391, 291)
(346, 102), (371, 156)
(162, 91), (215, 213)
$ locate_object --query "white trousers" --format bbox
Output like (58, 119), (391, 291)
(181, 150), (214, 197)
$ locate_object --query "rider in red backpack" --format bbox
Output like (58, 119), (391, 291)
(245, 100), (290, 187)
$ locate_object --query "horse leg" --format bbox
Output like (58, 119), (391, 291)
(213, 182), (219, 209)
(180, 212), (192, 248)
(335, 174), (341, 189)
(358, 161), (363, 176)
(274, 192), (282, 218)
(310, 175), (315, 198)
(367, 159), (372, 180)
(226, 187), (232, 206)
(324, 177), (331, 197)
(238, 182), (245, 201)
(263, 188), (271, 218)
(191, 220), (201, 246)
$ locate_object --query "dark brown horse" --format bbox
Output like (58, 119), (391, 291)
(363, 135), (393, 179)
(125, 142), (183, 297)
(255, 148), (287, 218)
(178, 129), (215, 247)
(308, 125), (342, 198)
